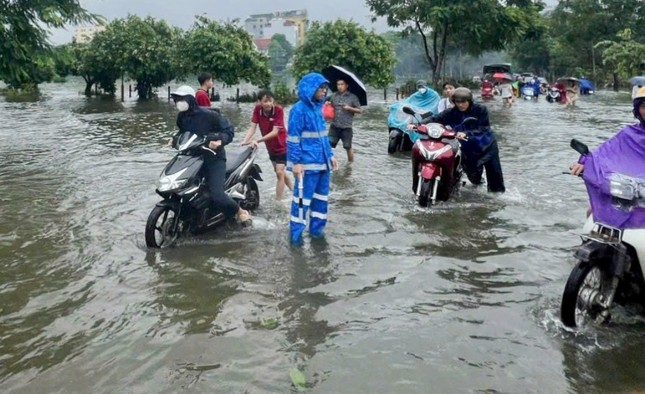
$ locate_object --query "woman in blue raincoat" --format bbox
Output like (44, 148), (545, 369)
(287, 73), (339, 244)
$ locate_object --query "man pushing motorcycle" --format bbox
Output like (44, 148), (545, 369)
(170, 85), (251, 225)
(415, 87), (506, 193)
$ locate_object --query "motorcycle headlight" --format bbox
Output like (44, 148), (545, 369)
(609, 175), (635, 200)
(158, 168), (188, 192)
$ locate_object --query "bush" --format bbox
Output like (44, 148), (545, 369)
(272, 81), (297, 105)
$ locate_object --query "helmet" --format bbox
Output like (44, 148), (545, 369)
(451, 87), (473, 104)
(416, 80), (427, 89)
(170, 85), (195, 98)
(634, 86), (645, 121)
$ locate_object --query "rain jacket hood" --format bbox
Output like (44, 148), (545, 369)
(297, 73), (329, 109)
(286, 72), (334, 173)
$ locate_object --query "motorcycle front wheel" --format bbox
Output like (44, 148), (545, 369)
(560, 262), (609, 328)
(145, 205), (181, 248)
(418, 179), (434, 207)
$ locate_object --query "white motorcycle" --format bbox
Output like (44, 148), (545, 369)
(560, 140), (645, 327)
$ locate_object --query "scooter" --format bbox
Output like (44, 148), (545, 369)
(521, 86), (536, 100)
(145, 131), (263, 248)
(546, 87), (561, 103)
(560, 139), (645, 328)
(403, 107), (470, 207)
(481, 83), (495, 99)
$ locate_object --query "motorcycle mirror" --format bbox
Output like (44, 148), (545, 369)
(570, 139), (590, 155)
(402, 106), (415, 115)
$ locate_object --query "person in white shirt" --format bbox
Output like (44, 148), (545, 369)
(437, 80), (457, 113)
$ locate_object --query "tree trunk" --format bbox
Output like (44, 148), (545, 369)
(612, 72), (619, 92)
(83, 76), (94, 97)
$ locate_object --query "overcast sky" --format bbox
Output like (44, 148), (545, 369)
(50, 0), (391, 44)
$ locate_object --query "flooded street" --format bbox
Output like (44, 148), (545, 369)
(1, 79), (643, 393)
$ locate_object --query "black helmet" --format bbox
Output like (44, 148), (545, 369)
(451, 87), (473, 104)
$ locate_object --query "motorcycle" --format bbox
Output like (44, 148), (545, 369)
(560, 139), (645, 328)
(145, 131), (263, 248)
(403, 107), (473, 207)
(481, 82), (495, 99)
(521, 85), (536, 100)
(546, 87), (561, 103)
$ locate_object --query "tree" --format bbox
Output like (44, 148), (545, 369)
(595, 29), (645, 83)
(548, 0), (644, 83)
(0, 0), (98, 90)
(291, 20), (396, 88)
(268, 34), (294, 75)
(366, 0), (544, 84)
(96, 16), (181, 100)
(68, 38), (119, 96)
(179, 16), (271, 87)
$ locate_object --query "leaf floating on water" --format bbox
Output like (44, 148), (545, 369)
(260, 318), (279, 329)
(289, 368), (306, 391)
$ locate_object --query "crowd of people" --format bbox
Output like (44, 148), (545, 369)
(166, 71), (644, 245)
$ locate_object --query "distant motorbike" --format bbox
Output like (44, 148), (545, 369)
(481, 82), (495, 99)
(546, 87), (561, 103)
(521, 86), (536, 100)
(560, 139), (645, 328)
(403, 107), (476, 207)
(145, 131), (262, 248)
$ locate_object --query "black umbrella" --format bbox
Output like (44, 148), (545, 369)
(321, 65), (368, 106)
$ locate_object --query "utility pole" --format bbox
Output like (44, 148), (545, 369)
(591, 43), (596, 82)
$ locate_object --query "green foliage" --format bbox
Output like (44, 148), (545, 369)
(272, 81), (298, 105)
(268, 34), (294, 74)
(548, 0), (643, 82)
(289, 368), (306, 391)
(0, 0), (99, 90)
(99, 15), (181, 100)
(291, 20), (395, 88)
(179, 16), (271, 88)
(68, 39), (119, 96)
(595, 29), (645, 81)
(366, 0), (544, 84)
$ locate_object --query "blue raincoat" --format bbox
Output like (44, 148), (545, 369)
(287, 73), (335, 243)
(388, 88), (440, 143)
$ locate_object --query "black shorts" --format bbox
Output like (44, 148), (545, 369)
(329, 125), (353, 149)
(269, 152), (287, 165)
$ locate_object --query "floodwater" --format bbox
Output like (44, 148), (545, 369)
(1, 79), (643, 393)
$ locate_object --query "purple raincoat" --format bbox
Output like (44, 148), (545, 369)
(581, 123), (645, 229)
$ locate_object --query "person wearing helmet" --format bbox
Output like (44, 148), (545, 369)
(421, 87), (506, 193)
(169, 85), (251, 224)
(569, 87), (645, 228)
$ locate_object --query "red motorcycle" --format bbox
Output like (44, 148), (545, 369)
(481, 80), (495, 99)
(403, 107), (474, 207)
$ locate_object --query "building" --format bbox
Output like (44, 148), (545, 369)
(253, 38), (272, 55)
(73, 26), (105, 44)
(245, 9), (307, 47)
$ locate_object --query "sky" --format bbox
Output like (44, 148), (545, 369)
(49, 0), (391, 44)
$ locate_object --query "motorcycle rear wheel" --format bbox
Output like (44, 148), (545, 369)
(418, 179), (433, 207)
(240, 177), (260, 211)
(388, 133), (402, 154)
(145, 205), (181, 248)
(561, 262), (609, 328)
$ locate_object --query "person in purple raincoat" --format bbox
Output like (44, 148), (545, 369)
(570, 87), (645, 229)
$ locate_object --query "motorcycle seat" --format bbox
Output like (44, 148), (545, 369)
(225, 146), (253, 175)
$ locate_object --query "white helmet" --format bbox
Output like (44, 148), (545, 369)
(170, 85), (195, 98)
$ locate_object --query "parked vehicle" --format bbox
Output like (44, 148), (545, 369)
(145, 131), (262, 248)
(387, 91), (440, 154)
(560, 139), (645, 328)
(403, 107), (475, 207)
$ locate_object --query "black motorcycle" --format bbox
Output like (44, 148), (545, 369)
(560, 139), (645, 327)
(145, 131), (262, 248)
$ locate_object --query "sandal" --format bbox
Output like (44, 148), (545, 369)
(237, 209), (252, 224)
